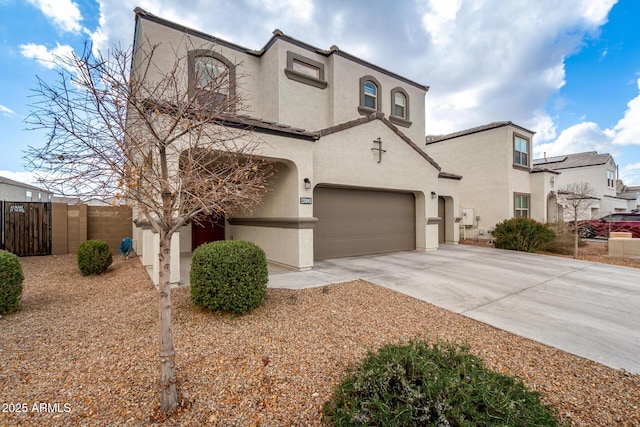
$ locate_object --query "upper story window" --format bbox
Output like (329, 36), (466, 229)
(607, 170), (615, 188)
(188, 50), (236, 111)
(393, 92), (406, 117)
(284, 51), (327, 89)
(389, 87), (412, 128)
(364, 81), (377, 109)
(358, 75), (382, 115)
(513, 134), (530, 168)
(514, 193), (530, 218)
(26, 190), (32, 201)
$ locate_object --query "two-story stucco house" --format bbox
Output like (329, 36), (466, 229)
(424, 122), (557, 240)
(130, 9), (460, 282)
(532, 151), (633, 219)
(0, 175), (53, 202)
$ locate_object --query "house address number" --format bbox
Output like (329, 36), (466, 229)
(300, 197), (313, 205)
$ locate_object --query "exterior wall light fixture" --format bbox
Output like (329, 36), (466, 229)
(431, 191), (437, 199)
(304, 178), (311, 189)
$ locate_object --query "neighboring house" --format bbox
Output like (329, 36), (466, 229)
(616, 183), (640, 211)
(532, 151), (631, 219)
(0, 175), (53, 202)
(130, 9), (460, 281)
(425, 121), (557, 240)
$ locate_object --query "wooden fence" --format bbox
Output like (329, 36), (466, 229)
(1, 201), (52, 256)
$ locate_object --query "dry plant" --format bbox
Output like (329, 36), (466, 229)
(24, 40), (274, 411)
(557, 181), (599, 258)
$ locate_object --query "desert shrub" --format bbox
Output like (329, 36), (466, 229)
(324, 341), (564, 426)
(545, 221), (587, 255)
(0, 250), (24, 315)
(77, 240), (113, 276)
(493, 217), (556, 252)
(190, 240), (268, 315)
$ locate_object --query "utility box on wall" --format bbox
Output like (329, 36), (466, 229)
(462, 208), (475, 226)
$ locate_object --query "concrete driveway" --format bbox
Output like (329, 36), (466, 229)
(268, 245), (640, 374)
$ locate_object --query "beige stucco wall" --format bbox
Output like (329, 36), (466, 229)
(425, 125), (537, 239)
(132, 13), (453, 271)
(313, 120), (441, 251)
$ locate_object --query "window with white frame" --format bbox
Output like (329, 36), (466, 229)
(607, 170), (615, 188)
(363, 81), (377, 109)
(393, 91), (406, 118)
(514, 193), (530, 218)
(513, 134), (529, 167)
(358, 75), (382, 114)
(389, 87), (411, 127)
(26, 190), (32, 201)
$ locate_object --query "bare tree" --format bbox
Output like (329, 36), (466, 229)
(557, 181), (599, 258)
(25, 42), (273, 411)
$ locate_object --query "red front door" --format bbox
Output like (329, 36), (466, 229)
(191, 214), (226, 250)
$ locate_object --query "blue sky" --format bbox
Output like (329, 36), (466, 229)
(1, 0), (639, 185)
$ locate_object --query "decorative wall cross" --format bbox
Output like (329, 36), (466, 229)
(371, 137), (386, 163)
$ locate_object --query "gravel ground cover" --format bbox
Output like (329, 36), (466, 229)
(1, 252), (639, 426)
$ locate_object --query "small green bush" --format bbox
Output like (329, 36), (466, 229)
(77, 240), (113, 276)
(324, 341), (564, 426)
(493, 217), (556, 252)
(190, 240), (268, 315)
(0, 250), (24, 315)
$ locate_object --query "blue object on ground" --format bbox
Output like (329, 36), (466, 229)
(119, 237), (133, 257)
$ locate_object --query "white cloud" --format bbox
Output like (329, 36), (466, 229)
(619, 162), (640, 187)
(534, 122), (615, 159)
(0, 170), (43, 187)
(27, 0), (83, 33)
(612, 78), (640, 146)
(20, 43), (76, 71)
(0, 104), (14, 116)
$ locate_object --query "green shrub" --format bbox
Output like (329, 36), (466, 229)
(324, 341), (564, 426)
(77, 240), (113, 276)
(0, 250), (24, 315)
(493, 217), (556, 252)
(190, 240), (268, 315)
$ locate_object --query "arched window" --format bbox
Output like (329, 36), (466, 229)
(363, 81), (377, 109)
(195, 56), (228, 94)
(393, 92), (406, 118)
(390, 87), (411, 127)
(358, 75), (382, 115)
(188, 50), (235, 111)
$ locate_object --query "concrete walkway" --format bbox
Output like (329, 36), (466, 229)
(268, 245), (640, 374)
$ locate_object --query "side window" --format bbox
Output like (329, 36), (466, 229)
(358, 75), (382, 115)
(188, 50), (236, 111)
(514, 193), (530, 218)
(513, 134), (530, 168)
(284, 51), (327, 89)
(26, 190), (32, 201)
(390, 87), (412, 127)
(607, 170), (615, 188)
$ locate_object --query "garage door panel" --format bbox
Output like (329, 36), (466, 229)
(313, 187), (415, 259)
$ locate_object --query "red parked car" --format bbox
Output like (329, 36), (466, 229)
(576, 211), (640, 238)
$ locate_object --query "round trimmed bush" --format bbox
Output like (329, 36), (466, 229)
(493, 217), (556, 252)
(324, 341), (563, 426)
(0, 250), (24, 315)
(190, 240), (268, 315)
(77, 240), (113, 276)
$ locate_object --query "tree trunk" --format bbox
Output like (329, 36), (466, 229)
(158, 231), (178, 411)
(573, 207), (579, 259)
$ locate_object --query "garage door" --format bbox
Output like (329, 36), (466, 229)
(313, 187), (415, 259)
